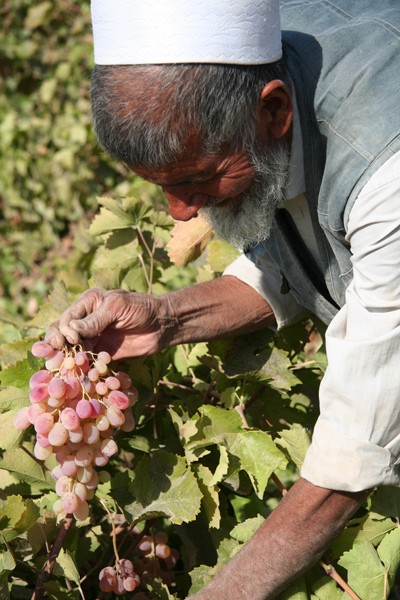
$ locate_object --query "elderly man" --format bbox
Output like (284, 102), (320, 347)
(46, 0), (400, 598)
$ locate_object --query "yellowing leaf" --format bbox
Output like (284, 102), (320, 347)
(167, 215), (213, 267)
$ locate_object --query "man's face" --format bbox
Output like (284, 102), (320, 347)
(131, 134), (290, 250)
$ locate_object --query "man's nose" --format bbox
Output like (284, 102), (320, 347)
(162, 188), (209, 221)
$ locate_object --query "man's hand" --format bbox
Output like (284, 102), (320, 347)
(45, 288), (168, 359)
(188, 478), (369, 600)
(45, 277), (275, 359)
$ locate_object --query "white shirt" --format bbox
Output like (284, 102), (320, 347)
(224, 108), (400, 491)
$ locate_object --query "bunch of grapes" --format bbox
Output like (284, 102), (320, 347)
(14, 341), (137, 520)
(99, 560), (141, 595)
(134, 532), (180, 587)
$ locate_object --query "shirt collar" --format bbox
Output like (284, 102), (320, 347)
(286, 91), (306, 200)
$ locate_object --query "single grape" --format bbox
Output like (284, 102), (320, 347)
(119, 558), (135, 576)
(62, 491), (80, 514)
(73, 500), (90, 521)
(45, 350), (65, 371)
(27, 403), (47, 424)
(106, 406), (125, 427)
(100, 438), (118, 457)
(36, 432), (51, 447)
(155, 543), (171, 559)
(76, 400), (93, 420)
(89, 398), (102, 416)
(13, 406), (31, 430)
(154, 532), (168, 545)
(95, 414), (110, 431)
(112, 576), (126, 596)
(115, 371), (132, 389)
(97, 351), (111, 365)
(88, 367), (100, 382)
(85, 470), (99, 490)
(99, 566), (117, 593)
(69, 427), (83, 444)
(55, 475), (71, 496)
(76, 465), (94, 484)
(137, 536), (153, 555)
(29, 384), (49, 404)
(52, 498), (64, 515)
(51, 465), (64, 480)
(108, 390), (130, 410)
(120, 409), (136, 432)
(75, 445), (94, 467)
(127, 387), (138, 406)
(48, 377), (66, 400)
(31, 341), (57, 359)
(105, 376), (121, 391)
(82, 422), (100, 445)
(75, 351), (90, 372)
(34, 442), (53, 460)
(98, 470), (111, 483)
(94, 359), (108, 376)
(64, 376), (81, 400)
(60, 407), (80, 431)
(48, 422), (69, 447)
(93, 449), (109, 467)
(63, 355), (76, 370)
(95, 381), (108, 396)
(47, 396), (63, 408)
(34, 413), (54, 435)
(164, 548), (180, 569)
(29, 370), (52, 388)
(61, 455), (79, 477)
(123, 576), (138, 592)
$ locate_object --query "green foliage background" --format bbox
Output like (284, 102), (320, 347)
(1, 2), (400, 600)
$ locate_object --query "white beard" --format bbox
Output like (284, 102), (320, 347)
(200, 142), (290, 250)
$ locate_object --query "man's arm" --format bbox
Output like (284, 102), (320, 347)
(190, 477), (368, 600)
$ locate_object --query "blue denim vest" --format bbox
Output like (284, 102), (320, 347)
(247, 0), (400, 324)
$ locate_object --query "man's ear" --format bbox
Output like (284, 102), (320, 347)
(255, 80), (293, 141)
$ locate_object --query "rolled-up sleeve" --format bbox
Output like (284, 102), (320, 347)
(224, 252), (306, 329)
(302, 154), (400, 491)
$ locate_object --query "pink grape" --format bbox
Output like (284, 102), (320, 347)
(108, 390), (130, 410)
(112, 576), (126, 596)
(60, 407), (80, 431)
(45, 350), (64, 371)
(34, 443), (53, 460)
(61, 455), (79, 477)
(75, 351), (90, 372)
(115, 371), (132, 389)
(88, 368), (100, 382)
(75, 446), (94, 467)
(89, 399), (102, 416)
(29, 370), (52, 388)
(29, 384), (49, 404)
(106, 406), (125, 427)
(62, 491), (80, 514)
(99, 567), (117, 593)
(155, 543), (171, 559)
(97, 351), (111, 364)
(95, 415), (109, 432)
(63, 355), (76, 370)
(55, 446), (71, 463)
(55, 475), (71, 496)
(105, 376), (120, 390)
(13, 406), (31, 430)
(76, 400), (92, 419)
(48, 422), (69, 446)
(47, 377), (66, 399)
(76, 465), (94, 484)
(94, 359), (108, 376)
(52, 499), (64, 515)
(123, 576), (138, 592)
(34, 413), (54, 435)
(73, 500), (89, 521)
(82, 422), (100, 445)
(47, 396), (63, 408)
(95, 381), (108, 396)
(74, 482), (88, 502)
(64, 376), (81, 400)
(127, 388), (138, 406)
(51, 465), (64, 480)
(93, 449), (109, 467)
(69, 427), (83, 444)
(121, 410), (136, 432)
(36, 433), (51, 447)
(31, 341), (56, 359)
(27, 403), (47, 423)
(100, 438), (118, 457)
(85, 471), (99, 490)
(137, 536), (153, 555)
(154, 532), (168, 545)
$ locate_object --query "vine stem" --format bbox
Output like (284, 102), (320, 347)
(235, 405), (360, 600)
(31, 514), (74, 600)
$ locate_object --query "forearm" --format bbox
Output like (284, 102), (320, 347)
(160, 275), (276, 348)
(190, 478), (368, 600)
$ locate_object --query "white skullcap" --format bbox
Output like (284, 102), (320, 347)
(91, 0), (282, 66)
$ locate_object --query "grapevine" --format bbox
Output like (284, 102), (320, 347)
(14, 341), (137, 521)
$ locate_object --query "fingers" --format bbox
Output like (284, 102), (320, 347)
(45, 289), (108, 348)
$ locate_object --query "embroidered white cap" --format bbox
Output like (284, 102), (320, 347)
(91, 0), (282, 66)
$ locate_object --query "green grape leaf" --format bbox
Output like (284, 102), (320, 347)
(311, 575), (345, 599)
(194, 464), (221, 529)
(207, 239), (240, 273)
(377, 528), (400, 586)
(89, 208), (133, 236)
(53, 548), (80, 584)
(125, 451), (202, 525)
(0, 446), (53, 493)
(371, 486), (400, 519)
(277, 424), (312, 469)
(0, 338), (38, 368)
(0, 386), (29, 413)
(209, 444), (230, 486)
(0, 549), (16, 573)
(0, 495), (26, 530)
(0, 355), (40, 389)
(230, 515), (265, 543)
(228, 429), (287, 498)
(276, 577), (308, 599)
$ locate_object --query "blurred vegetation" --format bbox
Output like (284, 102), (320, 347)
(0, 0), (140, 325)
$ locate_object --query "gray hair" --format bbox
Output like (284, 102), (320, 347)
(90, 61), (290, 168)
